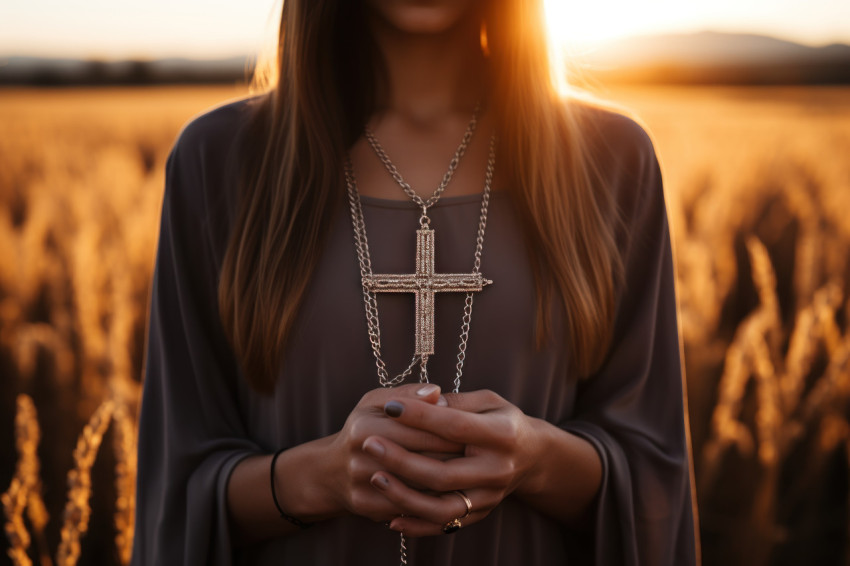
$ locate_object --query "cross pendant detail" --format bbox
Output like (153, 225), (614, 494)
(363, 227), (492, 356)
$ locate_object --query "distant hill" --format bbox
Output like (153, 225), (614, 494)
(587, 31), (850, 66)
(1, 32), (849, 86)
(580, 31), (850, 85)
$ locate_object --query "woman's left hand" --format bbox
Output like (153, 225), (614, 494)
(361, 388), (546, 537)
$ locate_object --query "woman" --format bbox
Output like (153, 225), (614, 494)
(131, 0), (698, 564)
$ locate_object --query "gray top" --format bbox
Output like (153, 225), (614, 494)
(131, 98), (697, 565)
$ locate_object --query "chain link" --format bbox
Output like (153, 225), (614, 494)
(364, 103), (482, 213)
(399, 532), (408, 566)
(452, 134), (495, 392)
(345, 165), (419, 387)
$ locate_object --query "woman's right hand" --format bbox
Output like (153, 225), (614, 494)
(321, 383), (463, 523)
(227, 382), (462, 546)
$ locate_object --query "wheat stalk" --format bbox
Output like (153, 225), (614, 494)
(103, 247), (140, 565)
(701, 238), (783, 485)
(55, 399), (115, 566)
(783, 182), (821, 305)
(111, 404), (136, 566)
(781, 282), (843, 414)
(752, 330), (781, 466)
(701, 226), (850, 558)
(3, 478), (32, 566)
(801, 335), (850, 425)
(1, 395), (50, 566)
(14, 323), (75, 384)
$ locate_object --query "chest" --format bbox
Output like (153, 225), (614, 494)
(243, 193), (577, 447)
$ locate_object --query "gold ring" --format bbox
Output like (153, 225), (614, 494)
(442, 490), (472, 534)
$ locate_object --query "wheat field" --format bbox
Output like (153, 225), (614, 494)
(1, 85), (849, 565)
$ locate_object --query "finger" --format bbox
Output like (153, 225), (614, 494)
(362, 383), (447, 408)
(382, 398), (514, 446)
(363, 435), (450, 489)
(417, 451), (463, 462)
(410, 383), (448, 406)
(441, 389), (507, 413)
(388, 515), (445, 537)
(369, 471), (470, 526)
(363, 436), (504, 492)
(349, 489), (413, 524)
(346, 456), (429, 523)
(384, 487), (495, 537)
(364, 420), (464, 454)
(357, 437), (457, 492)
(349, 404), (463, 453)
(389, 512), (486, 538)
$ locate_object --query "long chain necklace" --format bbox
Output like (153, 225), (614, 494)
(345, 111), (495, 566)
(345, 109), (495, 391)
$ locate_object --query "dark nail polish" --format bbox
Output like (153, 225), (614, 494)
(384, 401), (404, 418)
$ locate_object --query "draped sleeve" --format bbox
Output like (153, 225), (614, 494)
(131, 104), (263, 565)
(559, 110), (698, 566)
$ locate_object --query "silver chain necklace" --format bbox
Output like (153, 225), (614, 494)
(345, 112), (495, 392)
(363, 103), (481, 215)
(346, 119), (495, 566)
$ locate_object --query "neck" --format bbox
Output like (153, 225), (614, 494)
(368, 13), (488, 124)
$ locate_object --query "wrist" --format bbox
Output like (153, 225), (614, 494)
(271, 449), (314, 528)
(273, 433), (342, 523)
(513, 416), (553, 498)
(511, 420), (603, 525)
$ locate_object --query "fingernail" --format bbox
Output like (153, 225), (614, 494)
(362, 438), (385, 457)
(389, 518), (403, 532)
(371, 474), (390, 490)
(437, 395), (448, 407)
(384, 401), (404, 418)
(417, 383), (440, 397)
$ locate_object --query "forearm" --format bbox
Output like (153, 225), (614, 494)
(514, 418), (602, 527)
(226, 433), (342, 546)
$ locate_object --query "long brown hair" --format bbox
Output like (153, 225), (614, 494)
(219, 0), (623, 394)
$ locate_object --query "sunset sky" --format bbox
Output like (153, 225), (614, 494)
(1, 0), (848, 59)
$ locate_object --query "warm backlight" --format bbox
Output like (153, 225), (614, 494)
(543, 0), (678, 47)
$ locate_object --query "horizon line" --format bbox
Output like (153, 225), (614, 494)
(2, 28), (849, 63)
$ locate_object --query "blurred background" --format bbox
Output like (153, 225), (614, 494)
(1, 0), (849, 564)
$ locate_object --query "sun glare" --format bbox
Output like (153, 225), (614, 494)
(542, 0), (682, 93)
(543, 0), (680, 47)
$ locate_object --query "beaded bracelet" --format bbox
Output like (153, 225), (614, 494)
(270, 448), (314, 529)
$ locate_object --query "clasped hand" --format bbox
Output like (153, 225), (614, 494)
(330, 383), (544, 537)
